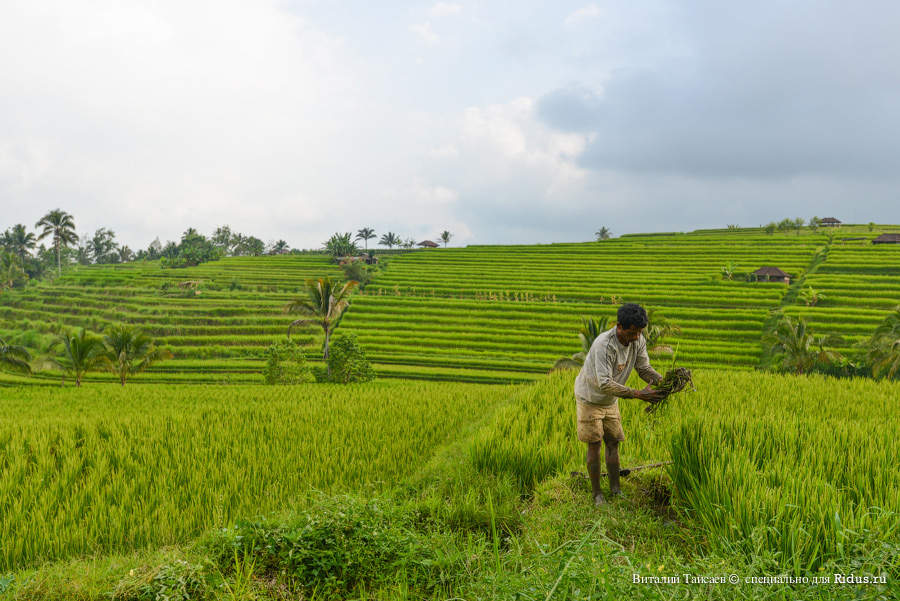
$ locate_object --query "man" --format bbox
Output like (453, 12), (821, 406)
(574, 303), (665, 505)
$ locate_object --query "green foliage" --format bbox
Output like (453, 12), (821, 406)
(262, 339), (314, 384)
(112, 559), (207, 601)
(323, 232), (359, 260)
(285, 277), (358, 361)
(340, 259), (370, 286)
(764, 222), (777, 234)
(865, 306), (900, 379)
(204, 495), (450, 595)
(594, 226), (611, 241)
(764, 313), (843, 375)
(0, 337), (31, 374)
(104, 324), (174, 385)
(160, 229), (224, 268)
(56, 328), (108, 386)
(553, 316), (609, 370)
(379, 232), (400, 249)
(326, 334), (374, 383)
(0, 251), (28, 291)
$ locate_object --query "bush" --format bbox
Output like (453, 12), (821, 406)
(262, 339), (315, 384)
(340, 260), (370, 286)
(327, 334), (375, 383)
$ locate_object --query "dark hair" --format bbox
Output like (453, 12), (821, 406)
(617, 303), (648, 329)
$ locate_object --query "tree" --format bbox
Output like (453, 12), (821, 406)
(35, 209), (78, 277)
(326, 333), (374, 383)
(355, 228), (376, 251)
(764, 314), (842, 375)
(720, 261), (738, 280)
(868, 222), (876, 232)
(262, 339), (314, 384)
(285, 277), (358, 370)
(799, 286), (825, 307)
(323, 233), (359, 260)
(117, 245), (133, 263)
(103, 324), (173, 386)
(402, 237), (416, 249)
(0, 338), (31, 375)
(553, 316), (610, 370)
(212, 226), (233, 253)
(0, 251), (28, 292)
(56, 328), (107, 386)
(379, 232), (400, 249)
(793, 217), (805, 235)
(89, 228), (118, 263)
(866, 307), (900, 379)
(595, 227), (612, 241)
(809, 216), (820, 232)
(764, 222), (777, 235)
(269, 240), (290, 255)
(4, 224), (36, 264)
(439, 230), (452, 247)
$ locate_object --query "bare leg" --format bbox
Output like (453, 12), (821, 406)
(605, 438), (621, 496)
(586, 441), (605, 504)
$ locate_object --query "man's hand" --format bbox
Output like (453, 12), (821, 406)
(634, 384), (666, 404)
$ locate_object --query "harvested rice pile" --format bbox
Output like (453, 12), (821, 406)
(645, 367), (695, 413)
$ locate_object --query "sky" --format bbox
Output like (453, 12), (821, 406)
(2, 0), (900, 250)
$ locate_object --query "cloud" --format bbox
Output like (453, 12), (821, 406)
(564, 4), (603, 27)
(430, 2), (462, 18)
(539, 1), (900, 179)
(409, 21), (439, 45)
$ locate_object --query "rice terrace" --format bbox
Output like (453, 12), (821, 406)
(0, 218), (897, 601)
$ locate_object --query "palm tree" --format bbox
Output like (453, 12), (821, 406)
(35, 209), (78, 277)
(867, 307), (900, 379)
(595, 227), (611, 241)
(6, 225), (37, 264)
(285, 278), (358, 368)
(57, 328), (107, 386)
(553, 316), (610, 370)
(720, 261), (738, 280)
(117, 245), (133, 263)
(270, 240), (290, 255)
(0, 338), (31, 375)
(323, 232), (359, 260)
(764, 314), (842, 374)
(379, 232), (400, 249)
(355, 228), (376, 251)
(103, 324), (173, 385)
(439, 230), (452, 247)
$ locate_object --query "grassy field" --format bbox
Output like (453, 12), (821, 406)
(5, 226), (897, 386)
(2, 370), (897, 599)
(1, 226), (898, 599)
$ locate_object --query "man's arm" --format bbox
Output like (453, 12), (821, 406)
(635, 337), (663, 385)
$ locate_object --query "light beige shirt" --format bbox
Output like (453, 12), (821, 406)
(574, 327), (661, 406)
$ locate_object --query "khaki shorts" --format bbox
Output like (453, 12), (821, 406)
(576, 400), (625, 443)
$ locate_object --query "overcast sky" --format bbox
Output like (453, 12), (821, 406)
(3, 1), (899, 249)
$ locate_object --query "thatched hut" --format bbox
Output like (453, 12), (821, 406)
(872, 233), (900, 244)
(820, 217), (842, 227)
(417, 240), (439, 248)
(753, 267), (791, 284)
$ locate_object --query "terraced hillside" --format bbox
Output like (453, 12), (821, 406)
(2, 228), (897, 384)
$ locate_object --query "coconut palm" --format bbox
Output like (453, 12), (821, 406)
(103, 324), (173, 385)
(553, 316), (610, 370)
(595, 227), (611, 241)
(867, 307), (900, 379)
(379, 232), (400, 249)
(4, 224), (37, 264)
(57, 328), (107, 386)
(270, 240), (290, 255)
(439, 230), (452, 247)
(323, 232), (359, 260)
(764, 315), (843, 375)
(0, 338), (31, 375)
(35, 209), (78, 277)
(285, 277), (358, 368)
(355, 228), (376, 251)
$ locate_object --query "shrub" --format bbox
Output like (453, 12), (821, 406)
(326, 334), (374, 383)
(340, 260), (370, 286)
(262, 339), (314, 384)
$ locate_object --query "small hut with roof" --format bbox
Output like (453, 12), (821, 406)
(872, 233), (900, 244)
(753, 266), (791, 284)
(819, 217), (842, 227)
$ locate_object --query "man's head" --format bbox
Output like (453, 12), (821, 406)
(615, 303), (648, 346)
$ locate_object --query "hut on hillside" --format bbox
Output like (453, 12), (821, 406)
(417, 240), (439, 248)
(820, 217), (842, 227)
(753, 267), (791, 284)
(873, 233), (900, 244)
